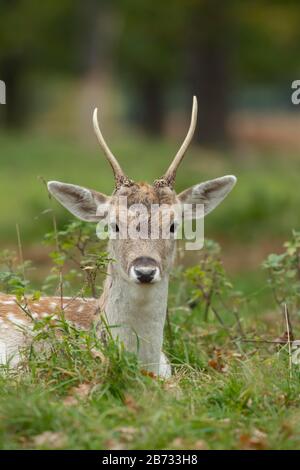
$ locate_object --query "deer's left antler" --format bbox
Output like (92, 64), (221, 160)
(154, 96), (198, 188)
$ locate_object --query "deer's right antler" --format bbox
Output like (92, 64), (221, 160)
(93, 108), (133, 188)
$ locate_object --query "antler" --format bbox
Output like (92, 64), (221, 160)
(154, 96), (198, 188)
(93, 108), (133, 188)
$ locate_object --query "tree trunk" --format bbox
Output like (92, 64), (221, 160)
(185, 1), (231, 146)
(135, 78), (165, 136)
(77, 0), (103, 74)
(0, 57), (26, 129)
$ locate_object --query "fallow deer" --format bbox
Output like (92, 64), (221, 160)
(0, 97), (236, 377)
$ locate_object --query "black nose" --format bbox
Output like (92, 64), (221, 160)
(133, 257), (158, 283)
(134, 266), (156, 283)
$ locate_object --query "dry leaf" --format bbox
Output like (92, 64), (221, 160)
(105, 439), (126, 450)
(171, 437), (208, 450)
(171, 437), (184, 448)
(208, 358), (227, 372)
(63, 395), (78, 407)
(281, 421), (293, 437)
(63, 382), (93, 406)
(18, 436), (30, 446)
(141, 369), (157, 379)
(90, 347), (106, 361)
(220, 418), (231, 424)
(239, 429), (267, 450)
(208, 348), (228, 373)
(72, 382), (93, 398)
(117, 426), (137, 443)
(124, 394), (140, 412)
(163, 379), (183, 399)
(194, 439), (208, 450)
(247, 398), (253, 408)
(32, 431), (67, 449)
(208, 359), (219, 370)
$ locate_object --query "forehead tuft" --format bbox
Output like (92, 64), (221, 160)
(114, 182), (176, 206)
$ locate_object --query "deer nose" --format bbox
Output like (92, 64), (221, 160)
(134, 266), (157, 283)
(131, 257), (160, 284)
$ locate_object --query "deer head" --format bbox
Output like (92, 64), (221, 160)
(47, 97), (236, 286)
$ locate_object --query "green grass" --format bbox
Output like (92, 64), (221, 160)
(1, 130), (300, 449)
(0, 301), (299, 450)
(0, 234), (299, 450)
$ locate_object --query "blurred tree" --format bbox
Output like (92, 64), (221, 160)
(116, 0), (300, 144)
(234, 0), (300, 87)
(115, 0), (235, 143)
(183, 0), (233, 145)
(0, 1), (74, 127)
(184, 0), (300, 144)
(0, 0), (107, 128)
(115, 0), (183, 135)
(114, 0), (232, 143)
(76, 0), (114, 75)
(1, 0), (300, 143)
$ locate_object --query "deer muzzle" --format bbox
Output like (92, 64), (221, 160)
(129, 257), (161, 284)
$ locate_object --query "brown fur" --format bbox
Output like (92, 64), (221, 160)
(0, 294), (98, 330)
(107, 182), (179, 279)
(115, 182), (177, 206)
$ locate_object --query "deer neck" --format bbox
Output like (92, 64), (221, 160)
(101, 262), (169, 375)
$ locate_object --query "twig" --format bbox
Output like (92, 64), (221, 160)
(282, 304), (294, 340)
(15, 299), (35, 323)
(233, 310), (245, 338)
(241, 339), (289, 345)
(203, 270), (217, 321)
(284, 304), (293, 380)
(267, 267), (284, 307)
(52, 211), (64, 312)
(16, 223), (25, 281)
(15, 224), (29, 310)
(211, 307), (234, 340)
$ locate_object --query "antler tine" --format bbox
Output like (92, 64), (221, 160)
(93, 108), (132, 188)
(155, 96), (198, 188)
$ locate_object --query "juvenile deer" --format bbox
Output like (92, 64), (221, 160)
(0, 97), (236, 377)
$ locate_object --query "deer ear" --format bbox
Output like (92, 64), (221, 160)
(178, 175), (237, 216)
(47, 181), (111, 222)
